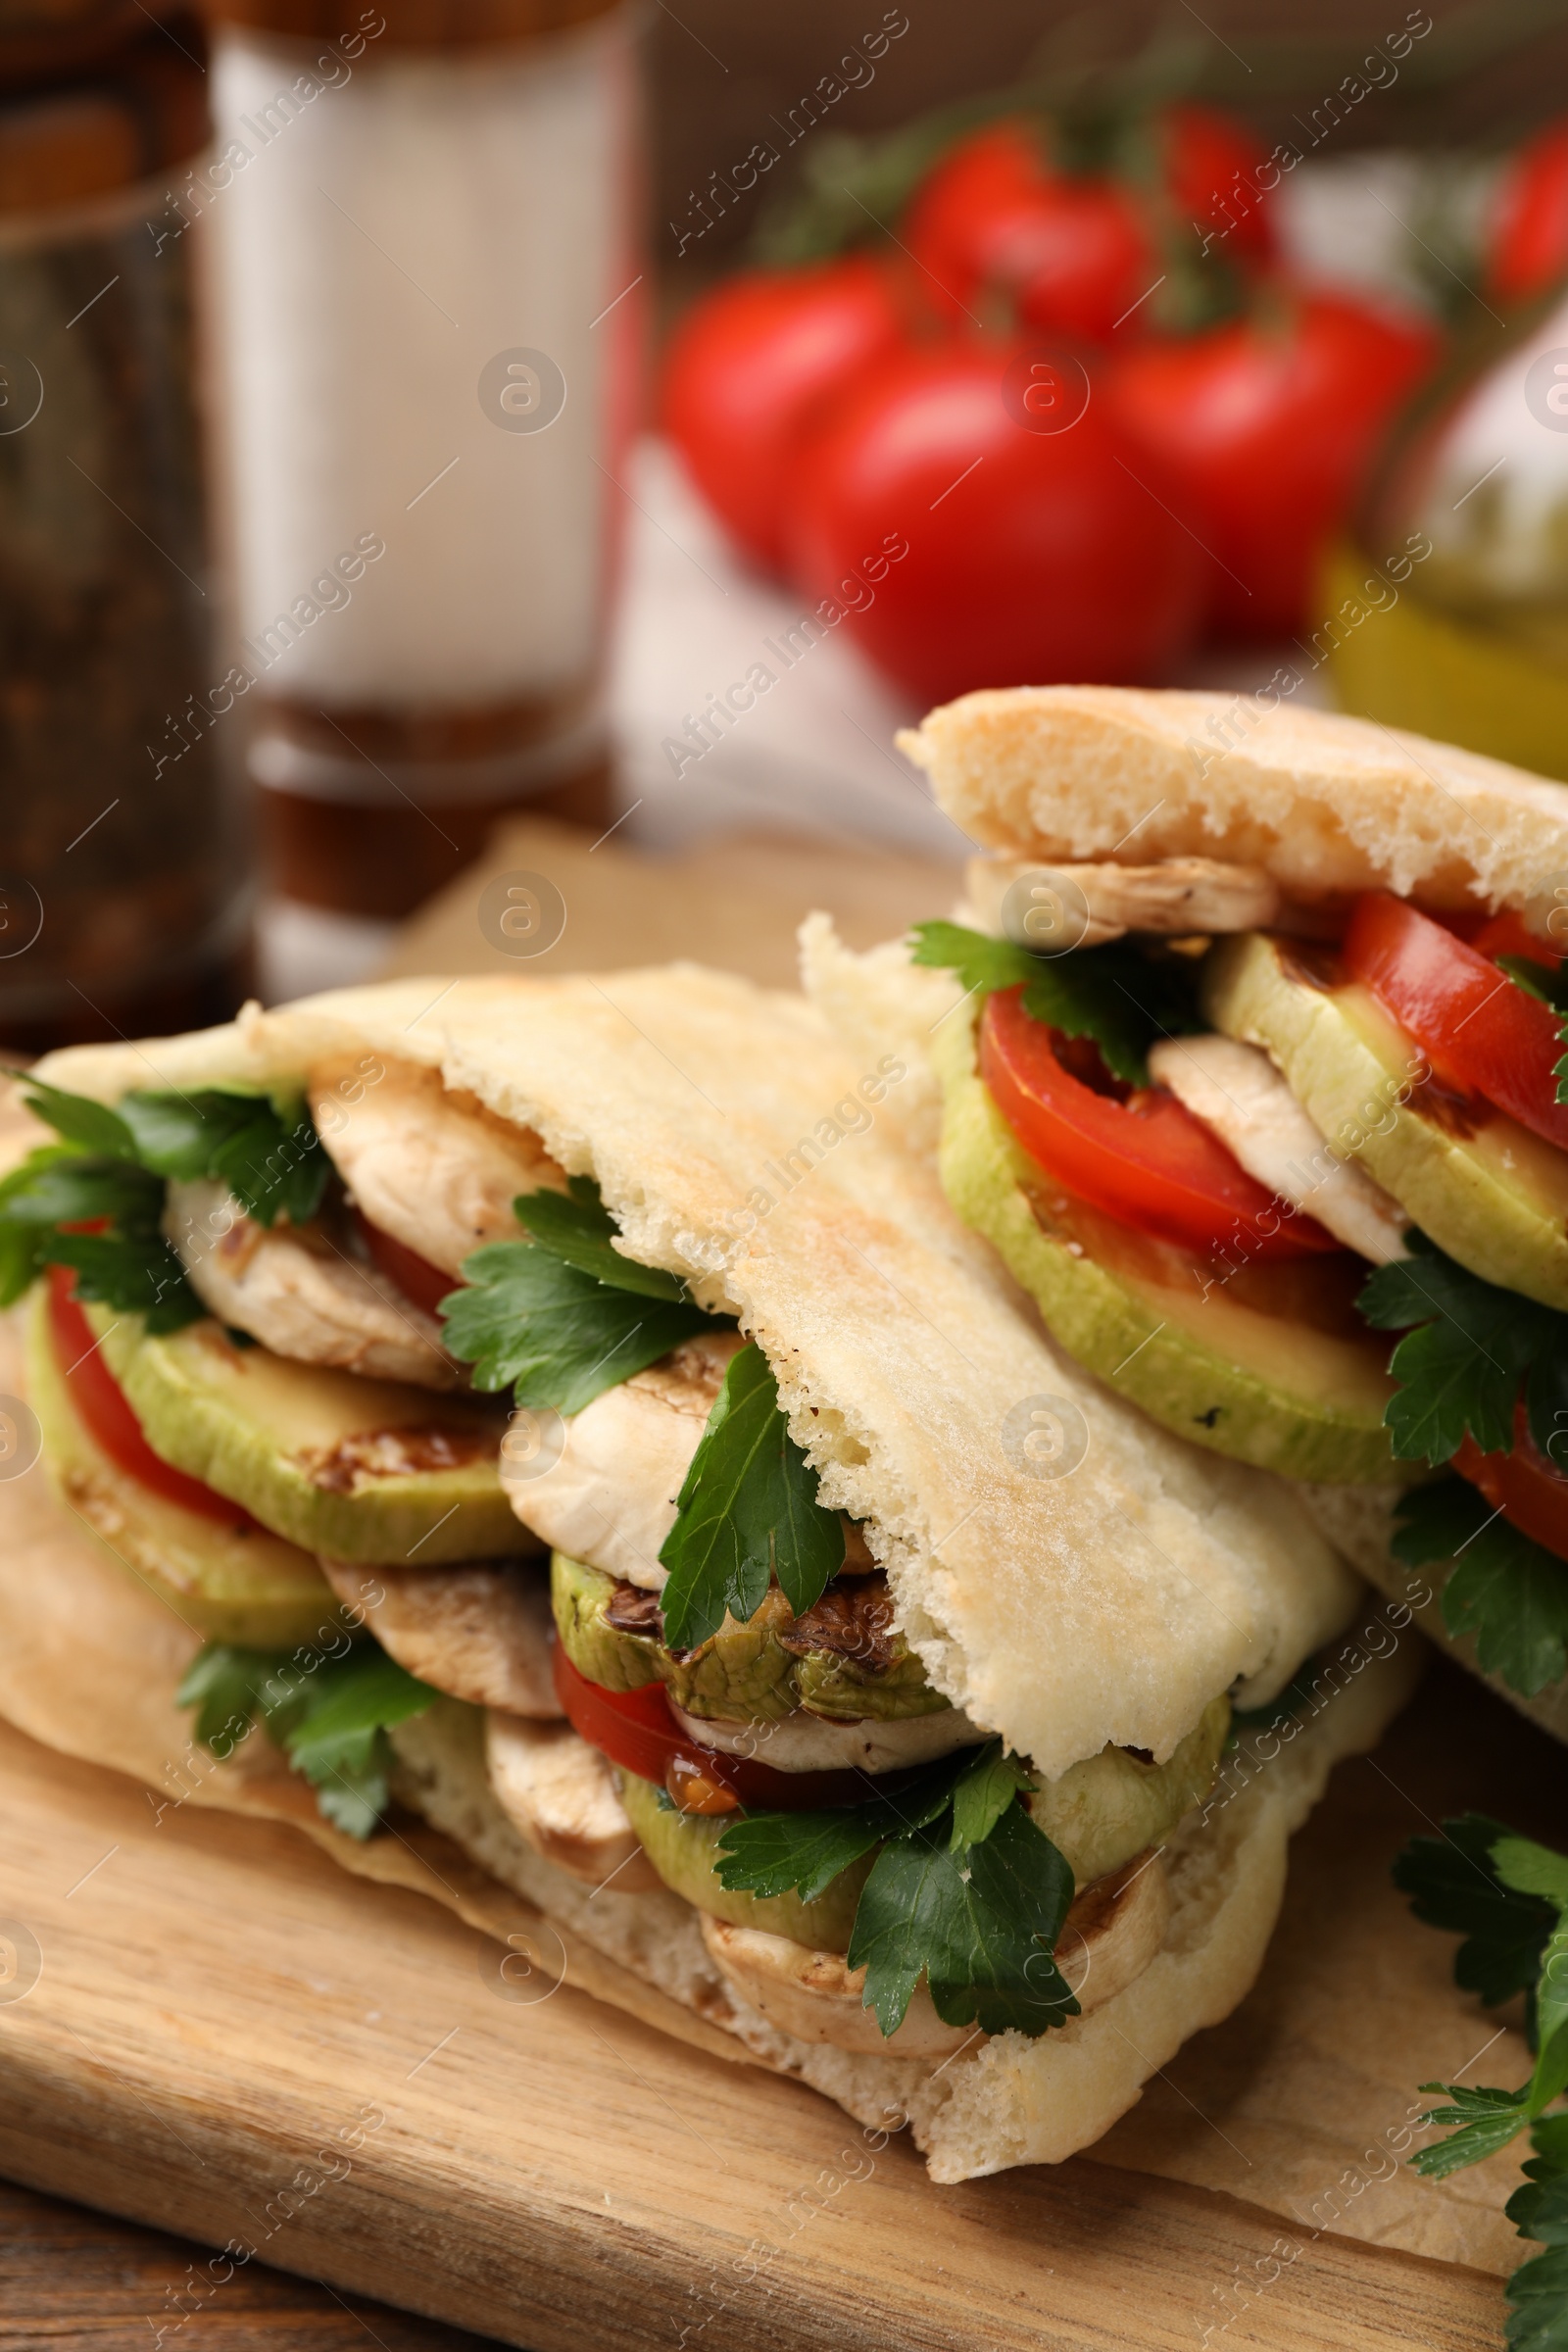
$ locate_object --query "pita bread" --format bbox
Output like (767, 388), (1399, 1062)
(32, 968), (1360, 1778)
(898, 686), (1568, 916)
(0, 1319), (1418, 2182)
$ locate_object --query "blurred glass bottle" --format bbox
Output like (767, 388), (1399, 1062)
(0, 3), (242, 1052)
(1328, 277), (1568, 778)
(195, 0), (640, 922)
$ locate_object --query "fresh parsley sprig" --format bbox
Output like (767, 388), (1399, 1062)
(1397, 1816), (1568, 2347)
(1498, 956), (1568, 1110)
(716, 1738), (1079, 2039)
(179, 1640), (438, 1838)
(440, 1185), (840, 1650)
(658, 1341), (844, 1650)
(0, 1146), (199, 1329)
(0, 1069), (330, 1326)
(1394, 1482), (1568, 1698)
(441, 1177), (714, 1416)
(909, 918), (1200, 1090)
(1358, 1231), (1568, 1468)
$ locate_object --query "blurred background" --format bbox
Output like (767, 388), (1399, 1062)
(6, 0), (1568, 1046)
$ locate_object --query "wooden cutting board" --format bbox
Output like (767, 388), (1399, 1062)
(0, 1706), (1506, 2352)
(0, 822), (1539, 2348)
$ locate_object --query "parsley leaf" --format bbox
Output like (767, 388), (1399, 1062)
(1358, 1233), (1562, 1463)
(15, 1071), (328, 1229)
(1358, 1231), (1568, 1466)
(1394, 1479), (1568, 1697)
(1402, 1821), (1568, 2347)
(118, 1088), (328, 1227)
(850, 1795), (1077, 2036)
(1499, 956), (1568, 1111)
(658, 1341), (843, 1651)
(1506, 2180), (1568, 2352)
(1411, 2082), (1533, 2178)
(950, 1740), (1036, 1850)
(441, 1176), (715, 1418)
(514, 1177), (695, 1301)
(0, 1070), (329, 1328)
(178, 1640), (438, 1838)
(6, 1071), (140, 1158)
(908, 919), (1198, 1088)
(0, 1145), (201, 1328)
(908, 921), (1039, 1000)
(715, 1754), (958, 1903)
(443, 1243), (710, 1416)
(716, 1736), (1077, 2041)
(1394, 1813), (1560, 2010)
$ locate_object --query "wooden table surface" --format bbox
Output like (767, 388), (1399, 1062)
(0, 2177), (508, 2351)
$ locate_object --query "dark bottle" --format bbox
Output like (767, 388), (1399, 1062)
(0, 3), (246, 1052)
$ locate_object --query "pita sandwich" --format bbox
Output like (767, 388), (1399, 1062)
(0, 963), (1413, 2180)
(802, 684), (1568, 1747)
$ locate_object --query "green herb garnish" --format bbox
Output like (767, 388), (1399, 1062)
(1397, 1816), (1568, 2347)
(179, 1641), (438, 1839)
(716, 1738), (1077, 2039)
(441, 1178), (713, 1417)
(908, 919), (1198, 1088)
(1358, 1231), (1568, 1467)
(657, 1340), (844, 1651)
(1393, 1480), (1568, 1699)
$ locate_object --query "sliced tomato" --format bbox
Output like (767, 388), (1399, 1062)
(979, 989), (1337, 1259)
(1455, 1401), (1568, 1563)
(553, 1643), (907, 1816)
(352, 1207), (455, 1318)
(47, 1264), (255, 1527)
(1345, 894), (1568, 1152)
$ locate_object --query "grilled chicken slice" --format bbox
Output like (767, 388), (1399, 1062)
(318, 1555), (560, 1717)
(700, 1846), (1170, 2053)
(309, 1056), (567, 1279)
(1148, 1034), (1409, 1264)
(485, 1711), (661, 1890)
(165, 1178), (459, 1387)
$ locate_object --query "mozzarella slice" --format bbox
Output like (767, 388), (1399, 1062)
(165, 1178), (460, 1387)
(309, 1055), (567, 1279)
(1147, 1034), (1409, 1264)
(507, 1329), (746, 1589)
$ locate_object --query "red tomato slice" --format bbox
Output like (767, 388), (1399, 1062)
(47, 1264), (255, 1527)
(552, 1643), (911, 1816)
(1455, 1403), (1568, 1564)
(979, 989), (1337, 1259)
(352, 1207), (455, 1318)
(1344, 894), (1568, 1152)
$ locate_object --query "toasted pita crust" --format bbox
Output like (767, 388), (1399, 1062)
(897, 688), (1568, 919)
(30, 970), (1359, 1776)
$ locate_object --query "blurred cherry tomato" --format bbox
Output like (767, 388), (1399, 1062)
(1489, 120), (1568, 306)
(1105, 292), (1440, 638)
(903, 109), (1274, 343)
(661, 257), (906, 573)
(1165, 104), (1277, 267)
(784, 341), (1205, 703)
